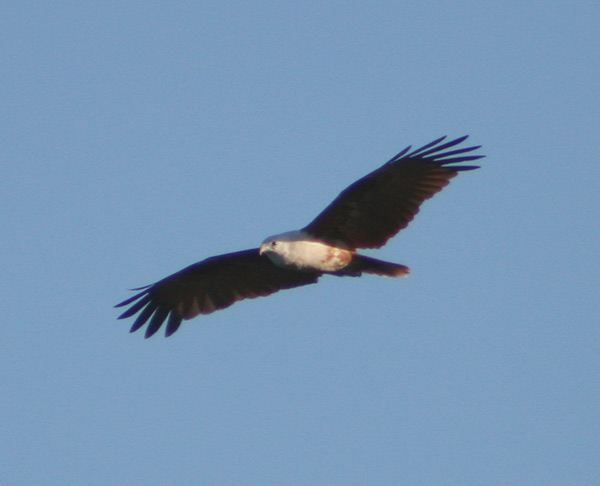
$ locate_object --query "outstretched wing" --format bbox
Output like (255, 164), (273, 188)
(303, 136), (483, 249)
(115, 249), (320, 338)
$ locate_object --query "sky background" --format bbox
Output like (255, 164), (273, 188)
(2, 2), (599, 485)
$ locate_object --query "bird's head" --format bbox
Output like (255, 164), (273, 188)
(259, 236), (287, 267)
(259, 230), (306, 262)
(259, 239), (279, 256)
(260, 232), (289, 255)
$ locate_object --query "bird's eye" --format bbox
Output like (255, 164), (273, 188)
(271, 241), (277, 247)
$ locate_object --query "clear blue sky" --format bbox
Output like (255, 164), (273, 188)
(2, 2), (598, 485)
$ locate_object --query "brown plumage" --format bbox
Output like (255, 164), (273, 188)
(303, 135), (481, 249)
(116, 136), (483, 338)
(116, 250), (319, 338)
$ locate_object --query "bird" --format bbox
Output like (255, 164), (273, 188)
(116, 135), (483, 338)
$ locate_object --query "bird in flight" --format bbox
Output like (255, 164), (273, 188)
(116, 135), (483, 338)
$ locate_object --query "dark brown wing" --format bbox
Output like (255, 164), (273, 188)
(115, 249), (320, 338)
(303, 136), (483, 249)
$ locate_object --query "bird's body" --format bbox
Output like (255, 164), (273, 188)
(260, 231), (353, 273)
(259, 230), (409, 277)
(116, 136), (483, 337)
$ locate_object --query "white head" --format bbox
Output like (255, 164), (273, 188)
(259, 230), (309, 265)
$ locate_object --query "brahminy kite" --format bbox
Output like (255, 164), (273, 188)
(116, 135), (483, 338)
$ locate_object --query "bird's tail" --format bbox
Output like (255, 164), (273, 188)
(353, 255), (410, 278)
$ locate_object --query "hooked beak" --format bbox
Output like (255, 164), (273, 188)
(259, 241), (276, 256)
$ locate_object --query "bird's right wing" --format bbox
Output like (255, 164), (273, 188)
(115, 249), (320, 338)
(303, 136), (483, 250)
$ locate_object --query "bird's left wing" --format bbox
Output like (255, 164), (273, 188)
(115, 249), (320, 338)
(302, 136), (483, 249)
